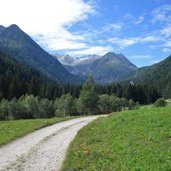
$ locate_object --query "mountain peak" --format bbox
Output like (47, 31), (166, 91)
(8, 24), (20, 30)
(102, 52), (137, 69)
(6, 24), (24, 34)
(103, 52), (125, 60)
(105, 52), (116, 56)
(103, 52), (122, 60)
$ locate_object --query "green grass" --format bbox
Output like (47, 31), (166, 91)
(62, 106), (171, 171)
(0, 116), (77, 146)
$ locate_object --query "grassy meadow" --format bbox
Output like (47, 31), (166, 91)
(0, 116), (77, 146)
(62, 105), (171, 171)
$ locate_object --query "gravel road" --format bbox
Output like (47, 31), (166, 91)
(0, 116), (104, 171)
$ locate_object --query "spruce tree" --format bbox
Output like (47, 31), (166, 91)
(77, 76), (99, 115)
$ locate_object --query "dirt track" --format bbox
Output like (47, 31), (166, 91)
(0, 116), (104, 171)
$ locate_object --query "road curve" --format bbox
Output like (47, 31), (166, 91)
(0, 116), (105, 171)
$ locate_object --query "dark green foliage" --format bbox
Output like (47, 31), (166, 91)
(96, 83), (161, 104)
(164, 82), (171, 98)
(38, 98), (54, 118)
(98, 94), (111, 113)
(128, 99), (135, 110)
(54, 94), (77, 117)
(77, 77), (99, 115)
(0, 51), (82, 100)
(0, 89), (139, 121)
(0, 95), (55, 120)
(133, 55), (171, 98)
(154, 98), (167, 107)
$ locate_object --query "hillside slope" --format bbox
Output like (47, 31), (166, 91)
(0, 51), (50, 99)
(0, 24), (81, 83)
(133, 55), (171, 97)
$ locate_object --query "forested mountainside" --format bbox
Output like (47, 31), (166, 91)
(0, 51), (82, 100)
(0, 24), (82, 83)
(132, 55), (171, 98)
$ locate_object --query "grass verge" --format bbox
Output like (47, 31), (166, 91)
(0, 116), (78, 146)
(62, 106), (171, 171)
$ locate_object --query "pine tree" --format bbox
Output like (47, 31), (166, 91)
(77, 77), (99, 115)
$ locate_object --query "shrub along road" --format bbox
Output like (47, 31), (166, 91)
(0, 115), (106, 171)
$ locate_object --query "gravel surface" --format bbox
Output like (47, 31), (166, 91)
(0, 116), (104, 171)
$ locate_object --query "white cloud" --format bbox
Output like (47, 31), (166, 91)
(152, 5), (171, 24)
(108, 37), (138, 48)
(32, 28), (88, 51)
(164, 40), (171, 47)
(162, 48), (170, 53)
(47, 39), (87, 51)
(0, 0), (96, 32)
(123, 13), (144, 25)
(0, 0), (96, 52)
(161, 25), (171, 37)
(130, 55), (152, 59)
(103, 23), (124, 32)
(141, 36), (161, 42)
(108, 35), (162, 49)
(67, 46), (113, 56)
(134, 16), (144, 25)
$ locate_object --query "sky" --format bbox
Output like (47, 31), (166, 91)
(0, 0), (171, 67)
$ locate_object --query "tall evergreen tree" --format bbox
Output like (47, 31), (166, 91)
(77, 77), (99, 115)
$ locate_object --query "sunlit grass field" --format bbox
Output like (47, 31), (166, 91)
(62, 105), (171, 171)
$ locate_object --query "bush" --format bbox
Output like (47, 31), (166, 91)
(128, 99), (136, 110)
(54, 94), (77, 117)
(98, 94), (111, 114)
(154, 98), (167, 107)
(135, 101), (140, 109)
(0, 99), (11, 120)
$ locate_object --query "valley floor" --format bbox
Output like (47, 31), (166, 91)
(0, 116), (104, 171)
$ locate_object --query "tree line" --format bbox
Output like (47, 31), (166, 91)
(0, 77), (140, 120)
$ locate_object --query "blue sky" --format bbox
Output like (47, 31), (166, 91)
(0, 0), (171, 67)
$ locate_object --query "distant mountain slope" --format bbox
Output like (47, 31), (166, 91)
(65, 52), (137, 84)
(132, 55), (171, 97)
(0, 24), (81, 83)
